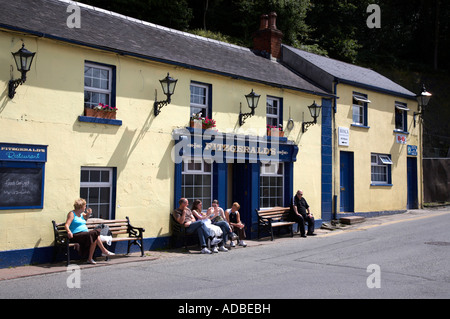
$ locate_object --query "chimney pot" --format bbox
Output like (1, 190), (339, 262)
(268, 12), (278, 29)
(259, 14), (269, 30)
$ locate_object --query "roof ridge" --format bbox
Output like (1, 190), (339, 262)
(56, 0), (250, 53)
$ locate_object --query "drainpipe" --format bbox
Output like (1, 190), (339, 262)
(332, 79), (339, 220)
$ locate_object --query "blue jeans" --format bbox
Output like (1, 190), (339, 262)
(185, 221), (212, 247)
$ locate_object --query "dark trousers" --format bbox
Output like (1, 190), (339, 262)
(289, 212), (315, 236)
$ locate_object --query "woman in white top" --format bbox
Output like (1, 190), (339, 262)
(191, 199), (227, 252)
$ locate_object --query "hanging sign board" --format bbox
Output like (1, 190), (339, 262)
(338, 127), (349, 146)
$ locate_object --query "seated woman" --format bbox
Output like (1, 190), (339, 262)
(64, 198), (114, 264)
(191, 200), (227, 253)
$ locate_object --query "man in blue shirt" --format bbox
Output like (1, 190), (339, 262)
(289, 190), (315, 237)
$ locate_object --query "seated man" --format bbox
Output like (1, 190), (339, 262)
(289, 190), (316, 237)
(172, 198), (220, 254)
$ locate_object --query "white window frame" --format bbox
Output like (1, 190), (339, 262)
(371, 154), (392, 184)
(394, 102), (409, 132)
(181, 158), (213, 211)
(84, 62), (112, 109)
(190, 83), (209, 118)
(266, 96), (281, 128)
(260, 162), (284, 208)
(80, 167), (113, 219)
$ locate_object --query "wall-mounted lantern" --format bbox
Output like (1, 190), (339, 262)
(302, 101), (322, 133)
(239, 89), (260, 126)
(414, 84), (432, 127)
(9, 43), (36, 99)
(154, 73), (178, 116)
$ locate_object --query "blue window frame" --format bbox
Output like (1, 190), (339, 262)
(84, 61), (116, 109)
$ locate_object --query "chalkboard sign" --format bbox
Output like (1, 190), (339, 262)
(0, 166), (44, 209)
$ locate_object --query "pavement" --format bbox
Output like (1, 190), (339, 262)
(1, 206), (449, 282)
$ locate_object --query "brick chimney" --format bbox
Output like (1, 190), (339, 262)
(252, 12), (283, 60)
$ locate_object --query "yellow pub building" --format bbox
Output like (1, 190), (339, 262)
(0, 0), (422, 267)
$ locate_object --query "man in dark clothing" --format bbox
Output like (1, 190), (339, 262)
(289, 190), (315, 237)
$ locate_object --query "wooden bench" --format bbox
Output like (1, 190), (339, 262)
(170, 213), (217, 249)
(256, 207), (296, 241)
(170, 213), (194, 249)
(52, 217), (145, 265)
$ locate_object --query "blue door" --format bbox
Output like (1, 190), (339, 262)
(340, 151), (354, 212)
(407, 157), (418, 209)
(232, 163), (260, 239)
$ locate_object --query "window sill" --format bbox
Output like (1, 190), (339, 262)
(370, 183), (393, 187)
(393, 130), (409, 135)
(351, 123), (370, 129)
(78, 116), (122, 126)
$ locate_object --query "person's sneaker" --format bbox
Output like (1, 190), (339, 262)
(201, 247), (212, 254)
(212, 246), (219, 253)
(219, 246), (228, 252)
(230, 241), (236, 247)
(210, 237), (222, 246)
(238, 240), (247, 247)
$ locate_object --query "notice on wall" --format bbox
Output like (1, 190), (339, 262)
(396, 134), (407, 145)
(338, 127), (350, 146)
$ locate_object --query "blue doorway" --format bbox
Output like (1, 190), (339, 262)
(232, 163), (260, 239)
(340, 151), (354, 212)
(407, 157), (418, 209)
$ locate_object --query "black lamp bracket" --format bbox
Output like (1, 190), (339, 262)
(302, 119), (317, 133)
(239, 102), (255, 126)
(8, 76), (26, 99)
(153, 89), (171, 116)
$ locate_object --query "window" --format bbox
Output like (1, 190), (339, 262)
(371, 154), (392, 185)
(266, 97), (281, 128)
(260, 162), (284, 208)
(84, 62), (113, 109)
(80, 167), (113, 219)
(395, 102), (409, 132)
(190, 83), (209, 118)
(352, 93), (370, 126)
(181, 159), (212, 210)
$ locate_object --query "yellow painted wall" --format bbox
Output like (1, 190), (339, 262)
(0, 31), (322, 252)
(334, 83), (421, 213)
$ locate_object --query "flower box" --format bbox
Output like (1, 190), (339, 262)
(267, 128), (284, 137)
(84, 104), (117, 120)
(190, 114), (216, 130)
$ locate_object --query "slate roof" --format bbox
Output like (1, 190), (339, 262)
(283, 45), (416, 99)
(0, 0), (331, 97)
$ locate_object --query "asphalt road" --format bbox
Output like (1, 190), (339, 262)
(1, 209), (449, 299)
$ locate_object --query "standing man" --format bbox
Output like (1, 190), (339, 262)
(289, 190), (315, 237)
(172, 198), (220, 254)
